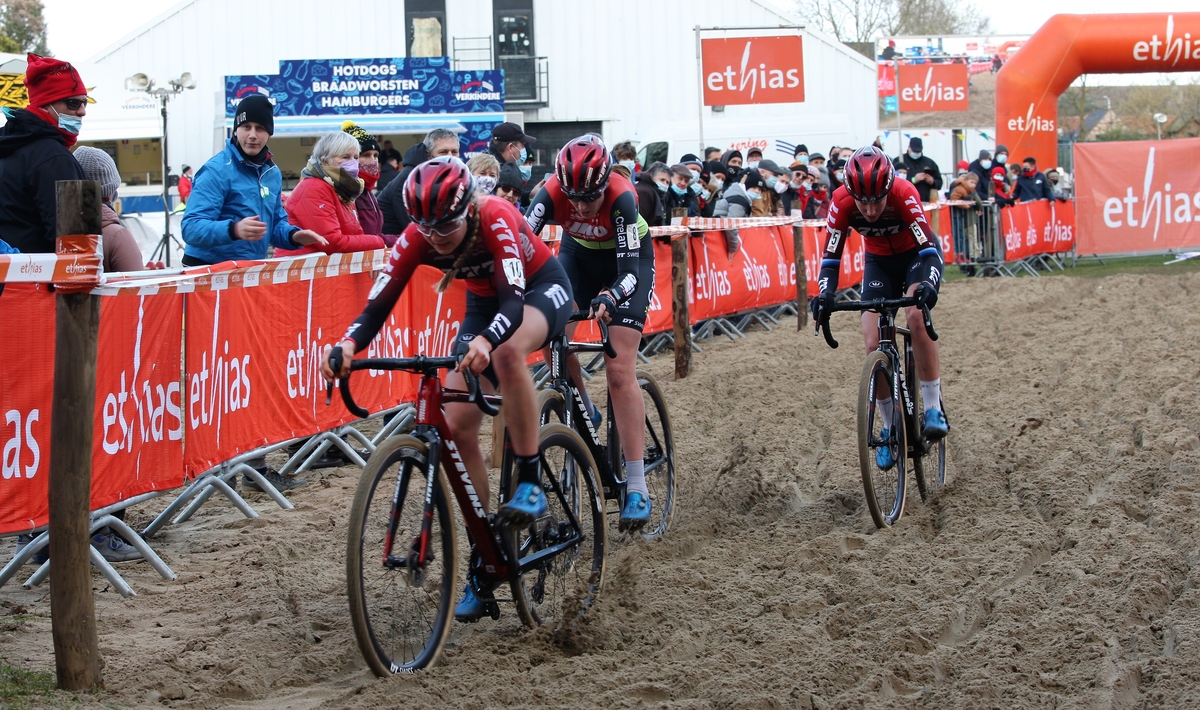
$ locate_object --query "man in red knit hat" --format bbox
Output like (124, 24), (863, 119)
(0, 54), (89, 253)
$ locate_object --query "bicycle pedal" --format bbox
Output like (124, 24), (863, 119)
(486, 600), (501, 621)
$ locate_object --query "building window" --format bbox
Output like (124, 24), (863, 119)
(407, 0), (447, 58)
(495, 0), (533, 59)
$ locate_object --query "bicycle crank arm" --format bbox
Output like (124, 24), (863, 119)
(517, 536), (585, 574)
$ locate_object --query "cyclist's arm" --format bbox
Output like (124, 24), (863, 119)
(899, 192), (944, 293)
(523, 186), (556, 236)
(607, 190), (642, 304)
(479, 218), (529, 348)
(819, 202), (850, 296)
(342, 234), (420, 351)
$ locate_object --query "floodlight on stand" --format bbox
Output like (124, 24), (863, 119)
(127, 73), (151, 90)
(1154, 113), (1168, 124)
(178, 72), (196, 90)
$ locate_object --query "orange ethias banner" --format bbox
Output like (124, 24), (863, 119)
(878, 63), (896, 97)
(701, 35), (805, 106)
(897, 63), (969, 112)
(1074, 137), (1200, 255)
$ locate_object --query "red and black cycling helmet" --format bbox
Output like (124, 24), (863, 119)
(843, 146), (895, 203)
(403, 156), (475, 226)
(555, 134), (611, 200)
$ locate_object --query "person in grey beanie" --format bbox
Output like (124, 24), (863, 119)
(73, 146), (144, 272)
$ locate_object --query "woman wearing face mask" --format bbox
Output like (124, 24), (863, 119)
(0, 53), (89, 254)
(467, 153), (501, 195)
(277, 131), (386, 256)
(342, 121), (401, 247)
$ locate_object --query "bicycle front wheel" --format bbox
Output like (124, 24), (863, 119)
(347, 435), (457, 676)
(858, 351), (907, 528)
(508, 423), (607, 627)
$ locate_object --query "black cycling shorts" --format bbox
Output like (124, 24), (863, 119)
(557, 236), (655, 332)
(861, 245), (944, 301)
(455, 258), (573, 387)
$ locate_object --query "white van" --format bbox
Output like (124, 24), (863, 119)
(632, 116), (869, 168)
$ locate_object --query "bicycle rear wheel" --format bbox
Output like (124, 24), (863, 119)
(858, 351), (907, 528)
(347, 436), (456, 675)
(507, 423), (607, 627)
(635, 370), (675, 540)
(910, 354), (947, 501)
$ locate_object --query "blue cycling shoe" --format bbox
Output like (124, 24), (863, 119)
(619, 492), (651, 532)
(498, 482), (547, 528)
(924, 409), (950, 439)
(875, 429), (895, 470)
(454, 583), (488, 623)
(590, 405), (602, 429)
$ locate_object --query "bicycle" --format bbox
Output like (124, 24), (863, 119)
(817, 297), (948, 528)
(327, 352), (607, 675)
(536, 311), (676, 540)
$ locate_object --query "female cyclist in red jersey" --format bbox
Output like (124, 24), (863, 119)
(321, 157), (573, 620)
(525, 135), (654, 530)
(811, 146), (949, 457)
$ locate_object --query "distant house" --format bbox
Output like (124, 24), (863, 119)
(1166, 115), (1200, 138)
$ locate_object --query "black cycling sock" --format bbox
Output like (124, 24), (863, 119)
(515, 453), (541, 486)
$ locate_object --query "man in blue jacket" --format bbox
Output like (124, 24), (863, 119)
(181, 95), (323, 492)
(181, 95), (324, 266)
(1012, 156), (1054, 203)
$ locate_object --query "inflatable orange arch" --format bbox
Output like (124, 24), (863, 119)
(996, 13), (1200, 168)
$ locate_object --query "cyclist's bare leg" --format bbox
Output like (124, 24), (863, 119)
(606, 325), (646, 463)
(443, 375), (491, 513)
(490, 305), (549, 459)
(861, 311), (894, 422)
(444, 306), (549, 513)
(541, 304), (597, 416)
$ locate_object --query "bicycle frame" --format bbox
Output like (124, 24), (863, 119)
(544, 327), (625, 500)
(406, 374), (511, 578)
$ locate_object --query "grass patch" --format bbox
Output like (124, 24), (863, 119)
(946, 254), (1200, 282)
(0, 661), (56, 709)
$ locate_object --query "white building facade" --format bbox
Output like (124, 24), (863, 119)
(78, 0), (876, 193)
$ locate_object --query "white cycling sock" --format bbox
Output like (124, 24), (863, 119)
(876, 397), (894, 428)
(920, 379), (942, 414)
(624, 458), (648, 497)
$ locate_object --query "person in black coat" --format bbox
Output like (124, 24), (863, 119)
(0, 54), (88, 253)
(967, 149), (993, 198)
(1013, 157), (1054, 202)
(892, 136), (942, 203)
(376, 153), (400, 192)
(378, 142), (428, 234)
(634, 162), (669, 227)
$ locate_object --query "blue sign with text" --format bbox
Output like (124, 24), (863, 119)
(225, 57), (504, 117)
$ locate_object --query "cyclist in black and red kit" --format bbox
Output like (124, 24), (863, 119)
(321, 157), (573, 622)
(811, 146), (949, 468)
(525, 135), (654, 530)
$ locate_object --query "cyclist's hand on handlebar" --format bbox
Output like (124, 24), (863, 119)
(809, 293), (833, 326)
(590, 292), (617, 324)
(456, 335), (493, 375)
(321, 341), (355, 382)
(912, 282), (938, 310)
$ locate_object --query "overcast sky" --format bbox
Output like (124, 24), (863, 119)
(43, 0), (1199, 77)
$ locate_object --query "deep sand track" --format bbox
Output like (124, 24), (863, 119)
(5, 270), (1200, 709)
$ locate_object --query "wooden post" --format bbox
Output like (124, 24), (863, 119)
(49, 180), (104, 691)
(794, 224), (808, 331)
(670, 234), (691, 379)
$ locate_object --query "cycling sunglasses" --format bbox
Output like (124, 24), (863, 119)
(564, 191), (603, 204)
(61, 98), (88, 111)
(414, 215), (465, 237)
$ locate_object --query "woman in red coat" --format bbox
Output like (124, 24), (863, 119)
(276, 131), (385, 257)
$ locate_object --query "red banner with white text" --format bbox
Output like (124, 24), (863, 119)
(1074, 137), (1200, 255)
(1001, 200), (1076, 261)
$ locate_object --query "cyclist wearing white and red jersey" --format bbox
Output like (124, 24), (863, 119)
(322, 157), (573, 622)
(811, 146), (949, 449)
(525, 135), (654, 530)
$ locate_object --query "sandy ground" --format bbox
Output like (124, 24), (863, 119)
(5, 269), (1200, 709)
